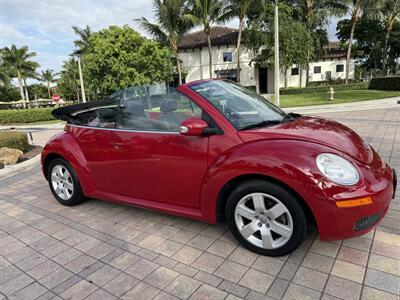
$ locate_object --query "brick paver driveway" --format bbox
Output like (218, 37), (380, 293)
(1, 108), (399, 300)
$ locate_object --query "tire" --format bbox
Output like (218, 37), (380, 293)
(47, 158), (85, 206)
(226, 179), (307, 256)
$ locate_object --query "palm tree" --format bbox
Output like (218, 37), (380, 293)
(288, 0), (348, 85)
(366, 0), (400, 73)
(0, 62), (10, 86)
(135, 0), (192, 85)
(220, 0), (255, 83)
(40, 69), (58, 98)
(60, 58), (81, 101)
(344, 0), (362, 84)
(1, 45), (39, 107)
(72, 25), (93, 56)
(186, 0), (224, 78)
(336, 0), (376, 83)
(21, 61), (40, 102)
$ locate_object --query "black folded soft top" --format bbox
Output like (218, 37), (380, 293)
(52, 99), (117, 122)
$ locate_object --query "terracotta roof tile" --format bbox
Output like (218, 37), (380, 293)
(178, 26), (238, 49)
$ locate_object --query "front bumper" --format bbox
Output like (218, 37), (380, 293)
(317, 166), (395, 241)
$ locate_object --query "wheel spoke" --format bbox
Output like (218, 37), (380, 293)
(55, 184), (62, 194)
(65, 182), (73, 191)
(51, 174), (60, 183)
(236, 204), (255, 220)
(63, 170), (70, 180)
(239, 222), (258, 238)
(62, 187), (69, 200)
(270, 221), (292, 238)
(267, 203), (286, 220)
(252, 194), (265, 212)
(55, 166), (62, 177)
(260, 227), (274, 249)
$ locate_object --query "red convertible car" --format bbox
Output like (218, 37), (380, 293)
(42, 79), (396, 256)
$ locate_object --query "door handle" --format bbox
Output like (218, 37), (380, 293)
(112, 142), (124, 149)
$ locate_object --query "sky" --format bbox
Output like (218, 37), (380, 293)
(0, 0), (340, 74)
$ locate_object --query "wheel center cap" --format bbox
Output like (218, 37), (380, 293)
(259, 215), (269, 223)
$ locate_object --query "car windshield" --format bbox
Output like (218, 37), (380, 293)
(190, 80), (287, 130)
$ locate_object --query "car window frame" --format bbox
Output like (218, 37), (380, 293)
(113, 87), (219, 134)
(188, 80), (286, 132)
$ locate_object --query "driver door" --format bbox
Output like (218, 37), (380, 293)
(108, 88), (209, 208)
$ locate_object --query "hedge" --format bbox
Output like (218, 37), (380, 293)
(368, 77), (400, 91)
(0, 131), (29, 152)
(0, 108), (55, 124)
(280, 81), (368, 95)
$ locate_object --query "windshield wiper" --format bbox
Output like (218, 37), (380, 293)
(283, 112), (301, 121)
(238, 113), (301, 131)
(239, 120), (282, 131)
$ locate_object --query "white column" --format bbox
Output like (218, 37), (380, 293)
(274, 0), (280, 107)
(77, 56), (86, 103)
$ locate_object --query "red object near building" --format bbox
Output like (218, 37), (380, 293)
(52, 94), (60, 102)
(41, 79), (396, 256)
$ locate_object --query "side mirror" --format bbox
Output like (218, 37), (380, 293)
(179, 118), (213, 136)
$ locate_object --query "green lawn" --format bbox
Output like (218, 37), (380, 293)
(279, 90), (400, 108)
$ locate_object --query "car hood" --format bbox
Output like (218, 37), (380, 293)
(238, 116), (373, 164)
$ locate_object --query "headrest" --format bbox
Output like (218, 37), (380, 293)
(160, 99), (178, 113)
(124, 101), (145, 116)
(98, 108), (115, 120)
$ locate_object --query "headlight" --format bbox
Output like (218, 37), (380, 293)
(316, 153), (359, 186)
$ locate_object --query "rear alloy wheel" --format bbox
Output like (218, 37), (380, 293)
(47, 158), (85, 206)
(226, 180), (307, 256)
(51, 165), (74, 201)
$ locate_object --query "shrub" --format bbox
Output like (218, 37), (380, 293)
(244, 85), (257, 92)
(280, 81), (368, 95)
(307, 79), (362, 87)
(0, 108), (55, 124)
(0, 131), (29, 152)
(368, 77), (400, 91)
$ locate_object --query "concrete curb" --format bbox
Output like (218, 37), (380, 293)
(287, 97), (400, 114)
(0, 122), (65, 130)
(0, 154), (41, 180)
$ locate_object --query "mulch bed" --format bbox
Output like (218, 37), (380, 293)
(19, 145), (43, 162)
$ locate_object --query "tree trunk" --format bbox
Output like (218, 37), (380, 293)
(236, 17), (244, 83)
(24, 79), (29, 102)
(16, 71), (26, 108)
(382, 17), (393, 75)
(174, 46), (182, 85)
(206, 28), (213, 78)
(76, 86), (80, 102)
(284, 68), (288, 88)
(305, 1), (313, 87)
(47, 83), (51, 98)
(346, 5), (359, 85)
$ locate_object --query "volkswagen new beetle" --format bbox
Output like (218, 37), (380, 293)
(42, 79), (397, 256)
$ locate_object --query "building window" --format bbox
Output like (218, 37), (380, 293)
(336, 64), (344, 72)
(291, 67), (299, 76)
(314, 66), (321, 74)
(223, 52), (232, 62)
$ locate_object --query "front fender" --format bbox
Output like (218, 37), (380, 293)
(199, 139), (339, 226)
(41, 132), (97, 196)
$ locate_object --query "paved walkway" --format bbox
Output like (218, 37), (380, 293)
(0, 108), (399, 300)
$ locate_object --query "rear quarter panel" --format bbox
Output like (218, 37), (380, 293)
(41, 132), (97, 196)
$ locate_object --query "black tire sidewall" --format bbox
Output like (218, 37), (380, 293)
(47, 158), (84, 206)
(226, 180), (307, 256)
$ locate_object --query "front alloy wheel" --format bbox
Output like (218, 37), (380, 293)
(234, 193), (293, 250)
(226, 180), (307, 256)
